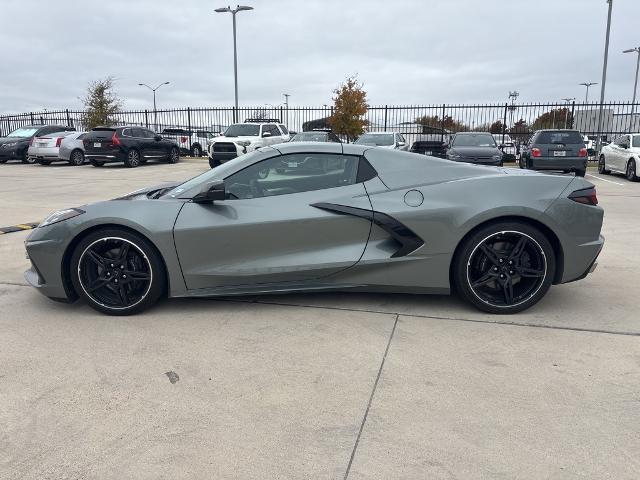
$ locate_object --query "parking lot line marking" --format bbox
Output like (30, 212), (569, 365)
(0, 222), (39, 235)
(586, 173), (625, 186)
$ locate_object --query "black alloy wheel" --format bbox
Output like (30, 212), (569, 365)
(168, 147), (179, 164)
(125, 149), (141, 168)
(626, 159), (638, 181)
(71, 230), (166, 315)
(454, 222), (555, 314)
(69, 149), (85, 166)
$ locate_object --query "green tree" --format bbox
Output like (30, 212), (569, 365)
(329, 75), (368, 142)
(81, 77), (122, 130)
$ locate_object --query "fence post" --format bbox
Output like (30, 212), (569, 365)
(502, 102), (508, 132)
(384, 105), (388, 131)
(187, 107), (191, 132)
(30, 112), (34, 124)
(441, 104), (446, 143)
(144, 110), (149, 129)
(65, 109), (71, 127)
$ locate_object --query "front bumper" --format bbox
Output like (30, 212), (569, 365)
(449, 157), (502, 166)
(24, 231), (71, 301)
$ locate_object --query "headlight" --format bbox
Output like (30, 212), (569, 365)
(39, 208), (85, 228)
(236, 140), (251, 147)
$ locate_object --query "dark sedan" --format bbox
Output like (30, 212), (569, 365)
(446, 132), (504, 166)
(83, 126), (180, 168)
(0, 125), (74, 164)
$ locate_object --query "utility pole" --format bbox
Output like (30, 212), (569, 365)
(622, 47), (640, 130)
(595, 0), (613, 155)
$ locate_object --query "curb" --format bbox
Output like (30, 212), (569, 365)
(0, 223), (39, 235)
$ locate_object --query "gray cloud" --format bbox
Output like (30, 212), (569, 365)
(1, 0), (638, 113)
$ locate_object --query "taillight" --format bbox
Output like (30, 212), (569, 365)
(180, 136), (188, 143)
(569, 186), (598, 206)
(578, 147), (587, 157)
(111, 131), (121, 146)
(55, 137), (63, 147)
(531, 147), (541, 157)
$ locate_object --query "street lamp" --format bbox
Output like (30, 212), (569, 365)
(622, 47), (640, 128)
(579, 82), (598, 104)
(215, 5), (254, 122)
(138, 81), (170, 131)
(595, 0), (613, 155)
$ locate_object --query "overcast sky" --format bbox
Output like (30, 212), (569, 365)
(1, 0), (638, 113)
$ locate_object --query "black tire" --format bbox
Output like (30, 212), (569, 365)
(518, 156), (525, 169)
(124, 149), (141, 168)
(69, 149), (85, 166)
(0, 159), (7, 164)
(575, 168), (586, 177)
(209, 157), (220, 169)
(37, 159), (51, 166)
(598, 155), (610, 174)
(626, 159), (638, 182)
(453, 221), (556, 314)
(22, 149), (35, 164)
(168, 147), (179, 164)
(191, 144), (202, 157)
(69, 228), (166, 315)
(90, 159), (105, 167)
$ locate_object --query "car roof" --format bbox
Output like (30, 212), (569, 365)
(361, 131), (397, 135)
(456, 131), (492, 135)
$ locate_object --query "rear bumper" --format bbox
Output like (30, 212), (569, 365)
(530, 157), (587, 171)
(561, 235), (605, 284)
(85, 152), (125, 163)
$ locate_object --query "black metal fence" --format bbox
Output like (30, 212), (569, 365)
(1, 103), (638, 145)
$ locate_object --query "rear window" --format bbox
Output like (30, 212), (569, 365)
(536, 131), (584, 144)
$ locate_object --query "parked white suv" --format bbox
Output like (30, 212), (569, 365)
(208, 121), (290, 168)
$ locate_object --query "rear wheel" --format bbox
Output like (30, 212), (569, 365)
(575, 168), (586, 177)
(626, 159), (638, 182)
(168, 147), (179, 164)
(124, 149), (141, 168)
(69, 149), (85, 166)
(191, 145), (202, 157)
(22, 150), (35, 164)
(37, 159), (51, 166)
(70, 228), (166, 315)
(453, 221), (555, 314)
(598, 155), (610, 174)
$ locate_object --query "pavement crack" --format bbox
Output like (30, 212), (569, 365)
(343, 314), (399, 480)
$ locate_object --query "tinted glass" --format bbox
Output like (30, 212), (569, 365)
(452, 134), (496, 147)
(354, 133), (395, 146)
(291, 132), (329, 142)
(267, 125), (280, 136)
(224, 124), (260, 137)
(142, 129), (156, 138)
(535, 131), (584, 144)
(8, 127), (39, 137)
(225, 153), (359, 200)
(633, 136), (640, 148)
(279, 124), (289, 135)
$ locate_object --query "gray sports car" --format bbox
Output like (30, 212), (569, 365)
(24, 142), (604, 316)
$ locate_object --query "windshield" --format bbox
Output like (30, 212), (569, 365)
(453, 134), (496, 147)
(223, 124), (260, 137)
(354, 133), (394, 146)
(163, 150), (266, 198)
(7, 127), (39, 138)
(291, 132), (328, 142)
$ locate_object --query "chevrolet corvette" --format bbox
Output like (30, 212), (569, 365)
(24, 142), (604, 315)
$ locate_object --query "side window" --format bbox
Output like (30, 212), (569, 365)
(329, 133), (341, 143)
(143, 129), (157, 138)
(278, 124), (289, 135)
(131, 128), (144, 138)
(121, 128), (132, 137)
(225, 154), (360, 200)
(267, 125), (280, 136)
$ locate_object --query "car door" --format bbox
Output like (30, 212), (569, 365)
(142, 128), (167, 159)
(173, 151), (373, 290)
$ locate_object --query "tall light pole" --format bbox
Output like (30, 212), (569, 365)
(623, 47), (640, 129)
(215, 5), (253, 123)
(579, 82), (597, 104)
(138, 81), (170, 131)
(283, 93), (290, 126)
(595, 0), (613, 155)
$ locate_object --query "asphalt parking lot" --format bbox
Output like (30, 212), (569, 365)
(1, 159), (639, 479)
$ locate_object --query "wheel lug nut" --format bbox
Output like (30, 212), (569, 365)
(120, 265), (124, 269)
(500, 274), (505, 278)
(122, 275), (127, 279)
(110, 263), (114, 268)
(114, 279), (118, 283)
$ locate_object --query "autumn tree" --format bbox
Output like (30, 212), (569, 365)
(531, 108), (573, 131)
(81, 77), (122, 130)
(415, 114), (468, 132)
(489, 120), (505, 134)
(329, 75), (368, 142)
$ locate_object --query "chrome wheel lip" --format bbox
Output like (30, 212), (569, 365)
(466, 230), (547, 309)
(77, 237), (153, 311)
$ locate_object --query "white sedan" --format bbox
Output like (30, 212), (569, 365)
(27, 130), (77, 165)
(598, 133), (640, 181)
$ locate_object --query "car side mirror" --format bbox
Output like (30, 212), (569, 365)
(193, 181), (226, 203)
(154, 135), (162, 141)
(262, 131), (272, 138)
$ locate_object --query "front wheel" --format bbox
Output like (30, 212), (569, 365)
(598, 155), (610, 174)
(69, 149), (85, 166)
(453, 221), (556, 314)
(70, 229), (166, 315)
(626, 159), (638, 182)
(124, 149), (141, 168)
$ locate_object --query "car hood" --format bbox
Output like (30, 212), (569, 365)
(450, 146), (501, 156)
(114, 182), (181, 200)
(211, 135), (259, 143)
(0, 137), (27, 146)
